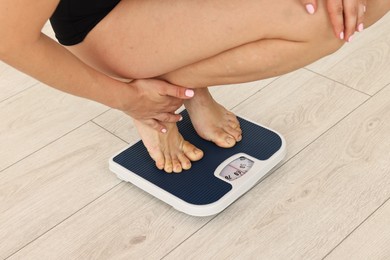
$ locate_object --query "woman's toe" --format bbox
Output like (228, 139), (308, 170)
(172, 157), (183, 173)
(225, 125), (242, 142)
(211, 129), (236, 148)
(148, 150), (165, 170)
(178, 152), (192, 170)
(183, 141), (204, 161)
(164, 154), (173, 173)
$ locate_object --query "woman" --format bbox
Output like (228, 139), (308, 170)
(0, 0), (388, 173)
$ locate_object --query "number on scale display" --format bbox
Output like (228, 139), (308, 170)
(220, 156), (254, 181)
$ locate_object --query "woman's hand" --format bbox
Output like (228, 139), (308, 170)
(300, 0), (367, 42)
(122, 78), (194, 133)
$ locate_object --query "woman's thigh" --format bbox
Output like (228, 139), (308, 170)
(67, 0), (335, 79)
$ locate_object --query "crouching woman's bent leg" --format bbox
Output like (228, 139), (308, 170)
(67, 0), (390, 172)
(161, 1), (390, 88)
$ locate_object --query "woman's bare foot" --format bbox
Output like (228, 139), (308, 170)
(184, 88), (242, 148)
(134, 119), (204, 173)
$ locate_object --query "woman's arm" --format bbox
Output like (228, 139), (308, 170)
(0, 0), (193, 132)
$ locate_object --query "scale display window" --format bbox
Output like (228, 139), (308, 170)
(220, 156), (254, 181)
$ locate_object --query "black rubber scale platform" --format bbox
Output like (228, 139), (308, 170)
(112, 110), (283, 206)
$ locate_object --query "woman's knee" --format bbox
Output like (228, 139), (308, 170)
(313, 30), (345, 56)
(300, 5), (345, 56)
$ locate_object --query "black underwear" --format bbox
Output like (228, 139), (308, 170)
(50, 0), (121, 46)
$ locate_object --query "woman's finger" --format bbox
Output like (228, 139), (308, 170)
(141, 118), (168, 133)
(141, 113), (183, 133)
(327, 0), (346, 40)
(300, 0), (317, 14)
(154, 112), (183, 124)
(356, 0), (367, 33)
(343, 0), (360, 42)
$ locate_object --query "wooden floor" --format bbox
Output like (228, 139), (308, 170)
(1, 14), (390, 260)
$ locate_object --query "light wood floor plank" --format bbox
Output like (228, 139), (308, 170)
(0, 84), (107, 172)
(8, 183), (211, 260)
(0, 62), (38, 102)
(42, 22), (55, 39)
(307, 13), (390, 95)
(93, 78), (276, 143)
(0, 122), (125, 259)
(234, 69), (368, 158)
(8, 70), (368, 259)
(209, 78), (277, 108)
(325, 197), (390, 259)
(164, 84), (390, 259)
(92, 109), (139, 144)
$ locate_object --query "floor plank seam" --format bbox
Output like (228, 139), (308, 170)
(0, 82), (39, 104)
(91, 120), (130, 145)
(369, 82), (390, 97)
(0, 120), (92, 174)
(229, 77), (281, 111)
(4, 181), (124, 260)
(304, 68), (375, 97)
(275, 90), (372, 172)
(160, 216), (218, 260)
(322, 195), (390, 260)
(90, 107), (111, 122)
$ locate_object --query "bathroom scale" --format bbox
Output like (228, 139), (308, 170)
(109, 110), (286, 217)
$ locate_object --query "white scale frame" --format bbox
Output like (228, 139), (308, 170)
(109, 118), (287, 217)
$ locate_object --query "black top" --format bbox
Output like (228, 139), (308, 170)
(50, 0), (120, 46)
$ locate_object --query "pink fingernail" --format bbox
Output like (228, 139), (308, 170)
(339, 32), (345, 40)
(358, 23), (364, 32)
(306, 4), (315, 15)
(348, 35), (354, 42)
(161, 128), (167, 133)
(185, 89), (194, 97)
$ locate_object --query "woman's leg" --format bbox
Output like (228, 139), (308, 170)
(68, 0), (344, 79)
(161, 1), (390, 88)
(67, 0), (390, 172)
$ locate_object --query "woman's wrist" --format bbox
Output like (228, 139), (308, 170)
(90, 74), (136, 112)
